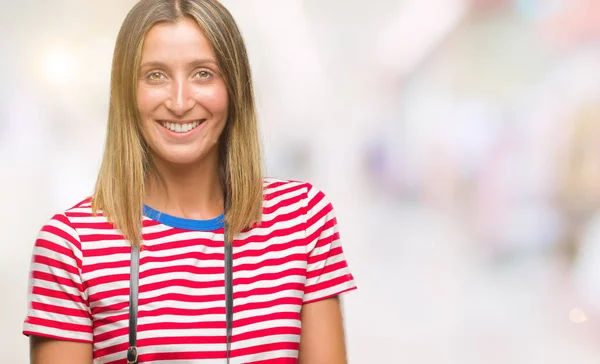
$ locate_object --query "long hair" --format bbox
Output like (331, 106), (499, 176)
(92, 0), (263, 246)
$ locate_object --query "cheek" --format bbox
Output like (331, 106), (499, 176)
(194, 84), (229, 118)
(137, 85), (166, 118)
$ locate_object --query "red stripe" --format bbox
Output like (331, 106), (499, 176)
(32, 286), (86, 305)
(244, 208), (305, 233)
(67, 212), (98, 218)
(141, 264), (224, 280)
(234, 238), (305, 259)
(263, 182), (306, 201)
(307, 245), (344, 267)
(84, 259), (129, 273)
(88, 287), (129, 303)
(93, 327), (128, 344)
(250, 357), (299, 364)
(69, 198), (92, 209)
(142, 305), (225, 318)
(70, 219), (158, 230)
(137, 350), (226, 361)
(234, 282), (305, 300)
(304, 274), (355, 295)
(84, 245), (130, 257)
(141, 334), (224, 345)
(143, 228), (222, 241)
(23, 330), (92, 343)
(263, 192), (304, 215)
(233, 342), (300, 358)
(234, 311), (301, 328)
(32, 271), (80, 291)
(306, 259), (349, 280)
(234, 326), (301, 342)
(303, 286), (357, 304)
(79, 233), (126, 242)
(92, 301), (129, 329)
(41, 222), (81, 251)
(234, 254), (307, 273)
(306, 189), (326, 211)
(141, 251), (224, 265)
(25, 316), (92, 334)
(85, 273), (130, 288)
(142, 236), (224, 251)
(143, 278), (224, 294)
(306, 219), (337, 247)
(36, 234), (82, 272)
(233, 268), (306, 286)
(31, 301), (90, 319)
(235, 296), (303, 314)
(138, 292), (225, 305)
(94, 342), (129, 361)
(306, 209), (334, 238)
(263, 180), (288, 190)
(235, 224), (306, 246)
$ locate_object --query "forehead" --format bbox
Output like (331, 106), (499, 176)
(141, 17), (216, 62)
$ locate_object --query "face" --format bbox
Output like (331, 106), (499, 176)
(137, 17), (228, 167)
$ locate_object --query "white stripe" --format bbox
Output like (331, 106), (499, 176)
(261, 186), (305, 209)
(234, 244), (305, 266)
(233, 320), (301, 336)
(139, 271), (224, 286)
(306, 251), (346, 273)
(23, 323), (92, 342)
(234, 289), (304, 307)
(235, 216), (305, 240)
(30, 272), (83, 296)
(233, 349), (298, 364)
(234, 273), (305, 294)
(84, 251), (130, 267)
(234, 304), (299, 320)
(234, 259), (307, 280)
(304, 281), (356, 303)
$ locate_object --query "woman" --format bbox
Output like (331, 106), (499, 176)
(22, 0), (356, 363)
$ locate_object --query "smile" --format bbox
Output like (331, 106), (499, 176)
(159, 120), (205, 133)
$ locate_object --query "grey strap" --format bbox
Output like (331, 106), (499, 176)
(127, 226), (233, 364)
(224, 226), (233, 364)
(127, 244), (140, 364)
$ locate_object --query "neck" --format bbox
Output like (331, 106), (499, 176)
(145, 151), (224, 220)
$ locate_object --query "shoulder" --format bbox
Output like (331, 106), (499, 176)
(33, 198), (97, 268)
(261, 178), (335, 222)
(36, 197), (106, 248)
(262, 177), (330, 206)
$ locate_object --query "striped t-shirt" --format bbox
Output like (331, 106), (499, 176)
(23, 179), (356, 363)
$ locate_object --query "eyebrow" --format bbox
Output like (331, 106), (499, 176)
(140, 59), (219, 70)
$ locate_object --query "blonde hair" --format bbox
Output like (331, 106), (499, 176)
(92, 0), (263, 246)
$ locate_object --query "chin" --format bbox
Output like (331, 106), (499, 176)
(155, 147), (218, 167)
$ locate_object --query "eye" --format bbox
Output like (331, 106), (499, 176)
(194, 70), (213, 80)
(147, 71), (166, 82)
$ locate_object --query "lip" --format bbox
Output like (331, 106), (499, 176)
(158, 119), (201, 124)
(156, 119), (206, 138)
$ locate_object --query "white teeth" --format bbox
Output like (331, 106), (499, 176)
(160, 120), (201, 133)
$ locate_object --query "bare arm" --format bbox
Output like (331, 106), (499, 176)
(299, 296), (348, 364)
(30, 336), (93, 364)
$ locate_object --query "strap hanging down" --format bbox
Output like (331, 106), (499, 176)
(127, 244), (140, 364)
(127, 226), (234, 364)
(224, 226), (233, 364)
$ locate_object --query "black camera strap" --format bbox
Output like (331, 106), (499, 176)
(127, 224), (233, 364)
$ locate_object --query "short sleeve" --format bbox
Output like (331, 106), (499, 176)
(303, 185), (357, 304)
(23, 213), (93, 343)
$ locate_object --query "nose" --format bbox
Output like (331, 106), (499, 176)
(165, 78), (195, 116)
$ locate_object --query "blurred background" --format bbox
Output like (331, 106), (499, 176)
(2, 0), (600, 362)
